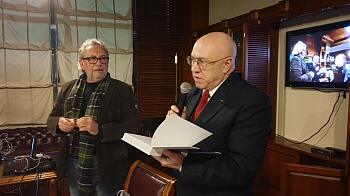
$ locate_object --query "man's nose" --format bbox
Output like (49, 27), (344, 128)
(95, 58), (103, 65)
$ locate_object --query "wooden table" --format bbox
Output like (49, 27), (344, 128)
(0, 171), (58, 196)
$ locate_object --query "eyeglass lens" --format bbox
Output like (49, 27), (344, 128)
(84, 56), (109, 64)
(186, 56), (203, 66)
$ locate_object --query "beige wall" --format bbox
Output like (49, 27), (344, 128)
(209, 0), (278, 25)
(209, 1), (349, 149)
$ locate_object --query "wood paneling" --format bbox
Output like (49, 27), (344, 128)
(262, 140), (300, 193)
(280, 163), (346, 196)
(260, 136), (348, 196)
(134, 0), (178, 119)
(244, 24), (269, 92)
(134, 0), (208, 119)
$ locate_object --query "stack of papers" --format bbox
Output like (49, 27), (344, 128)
(122, 115), (212, 156)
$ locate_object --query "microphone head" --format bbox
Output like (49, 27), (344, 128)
(180, 82), (192, 94)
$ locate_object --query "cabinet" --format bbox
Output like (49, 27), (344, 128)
(260, 136), (347, 196)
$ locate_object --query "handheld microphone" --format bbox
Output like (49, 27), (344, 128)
(177, 82), (192, 114)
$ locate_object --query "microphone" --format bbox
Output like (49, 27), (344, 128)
(177, 82), (192, 114)
(30, 136), (36, 158)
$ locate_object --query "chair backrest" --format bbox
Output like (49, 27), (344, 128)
(124, 160), (176, 196)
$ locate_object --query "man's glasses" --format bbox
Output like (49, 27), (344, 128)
(81, 56), (109, 64)
(186, 56), (230, 70)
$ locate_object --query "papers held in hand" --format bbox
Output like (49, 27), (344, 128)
(122, 115), (212, 156)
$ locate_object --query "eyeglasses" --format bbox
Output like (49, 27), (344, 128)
(186, 56), (230, 70)
(81, 56), (109, 64)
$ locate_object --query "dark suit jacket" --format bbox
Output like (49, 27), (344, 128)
(177, 73), (272, 196)
(47, 78), (139, 192)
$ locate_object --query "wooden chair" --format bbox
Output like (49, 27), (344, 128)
(124, 160), (176, 196)
(280, 163), (347, 196)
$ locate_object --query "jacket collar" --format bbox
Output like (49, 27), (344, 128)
(187, 73), (240, 123)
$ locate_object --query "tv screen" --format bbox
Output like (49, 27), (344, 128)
(286, 20), (350, 89)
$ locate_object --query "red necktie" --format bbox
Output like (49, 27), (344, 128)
(193, 90), (210, 121)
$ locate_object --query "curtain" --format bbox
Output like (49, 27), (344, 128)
(56, 0), (133, 85)
(0, 0), (52, 127)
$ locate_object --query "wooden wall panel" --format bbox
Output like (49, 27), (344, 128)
(134, 0), (178, 119)
(134, 0), (208, 119)
(245, 24), (269, 93)
(280, 163), (346, 196)
(262, 146), (300, 193)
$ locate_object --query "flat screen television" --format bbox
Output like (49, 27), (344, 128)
(286, 20), (350, 89)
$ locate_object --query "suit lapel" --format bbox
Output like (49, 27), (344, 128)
(192, 73), (237, 123)
(186, 89), (201, 120)
(199, 96), (225, 123)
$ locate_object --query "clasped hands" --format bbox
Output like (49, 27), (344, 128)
(58, 117), (99, 136)
(153, 105), (186, 171)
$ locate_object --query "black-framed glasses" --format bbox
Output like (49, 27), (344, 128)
(186, 56), (230, 70)
(81, 56), (109, 64)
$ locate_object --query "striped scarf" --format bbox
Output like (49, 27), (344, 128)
(64, 73), (111, 191)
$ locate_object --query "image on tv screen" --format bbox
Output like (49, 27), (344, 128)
(286, 20), (350, 89)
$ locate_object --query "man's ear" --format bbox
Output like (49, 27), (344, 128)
(78, 60), (84, 71)
(223, 58), (232, 73)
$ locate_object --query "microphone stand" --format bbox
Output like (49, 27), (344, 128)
(175, 52), (178, 103)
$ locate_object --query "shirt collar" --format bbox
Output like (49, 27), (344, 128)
(203, 78), (227, 98)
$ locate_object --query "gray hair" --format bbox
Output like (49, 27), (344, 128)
(291, 41), (306, 55)
(78, 38), (109, 59)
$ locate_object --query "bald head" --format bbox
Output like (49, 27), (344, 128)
(190, 32), (237, 90)
(193, 32), (237, 70)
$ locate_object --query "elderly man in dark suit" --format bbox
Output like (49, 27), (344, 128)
(154, 32), (272, 196)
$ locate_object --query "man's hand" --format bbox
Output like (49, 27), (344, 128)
(76, 117), (99, 135)
(153, 149), (184, 170)
(167, 105), (187, 118)
(58, 117), (76, 132)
